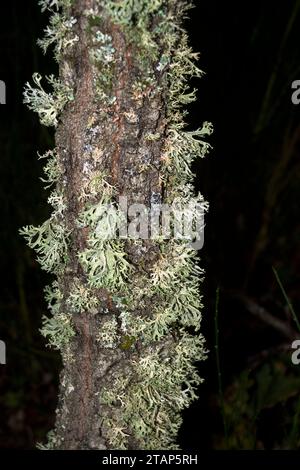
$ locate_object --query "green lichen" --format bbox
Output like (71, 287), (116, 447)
(37, 430), (58, 450)
(90, 31), (115, 64)
(41, 281), (76, 353)
(89, 27), (116, 104)
(38, 0), (72, 12)
(100, 328), (206, 449)
(21, 3), (76, 360)
(106, 0), (165, 28)
(77, 182), (131, 291)
(39, 149), (61, 188)
(44, 280), (63, 315)
(162, 124), (213, 187)
(96, 316), (119, 349)
(66, 279), (99, 314)
(38, 3), (78, 61)
(19, 218), (69, 273)
(23, 73), (73, 127)
(97, 236), (209, 449)
(40, 312), (75, 350)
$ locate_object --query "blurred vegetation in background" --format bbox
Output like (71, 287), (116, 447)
(0, 0), (299, 449)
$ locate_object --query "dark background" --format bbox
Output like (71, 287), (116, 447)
(0, 0), (299, 449)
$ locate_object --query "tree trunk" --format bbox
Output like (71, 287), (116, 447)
(22, 0), (212, 450)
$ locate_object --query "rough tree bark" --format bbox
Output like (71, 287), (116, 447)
(21, 0), (212, 450)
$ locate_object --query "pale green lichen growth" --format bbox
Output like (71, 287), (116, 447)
(40, 312), (75, 350)
(78, 181), (131, 291)
(112, 242), (207, 343)
(38, 14), (79, 60)
(106, 0), (164, 27)
(79, 237), (130, 291)
(39, 149), (61, 188)
(23, 73), (73, 127)
(78, 169), (106, 202)
(163, 124), (213, 186)
(66, 279), (99, 314)
(19, 218), (69, 273)
(145, 132), (161, 141)
(44, 281), (63, 315)
(87, 17), (116, 104)
(42, 281), (75, 353)
(90, 31), (115, 64)
(21, 2), (76, 358)
(96, 316), (120, 349)
(38, 0), (72, 12)
(20, 176), (70, 275)
(149, 245), (205, 333)
(20, 189), (74, 348)
(106, 0), (168, 65)
(37, 430), (58, 450)
(100, 330), (206, 449)
(38, 0), (78, 61)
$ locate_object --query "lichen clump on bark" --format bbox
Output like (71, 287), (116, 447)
(21, 0), (212, 450)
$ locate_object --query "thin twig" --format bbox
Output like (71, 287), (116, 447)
(231, 291), (299, 340)
(273, 266), (300, 333)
